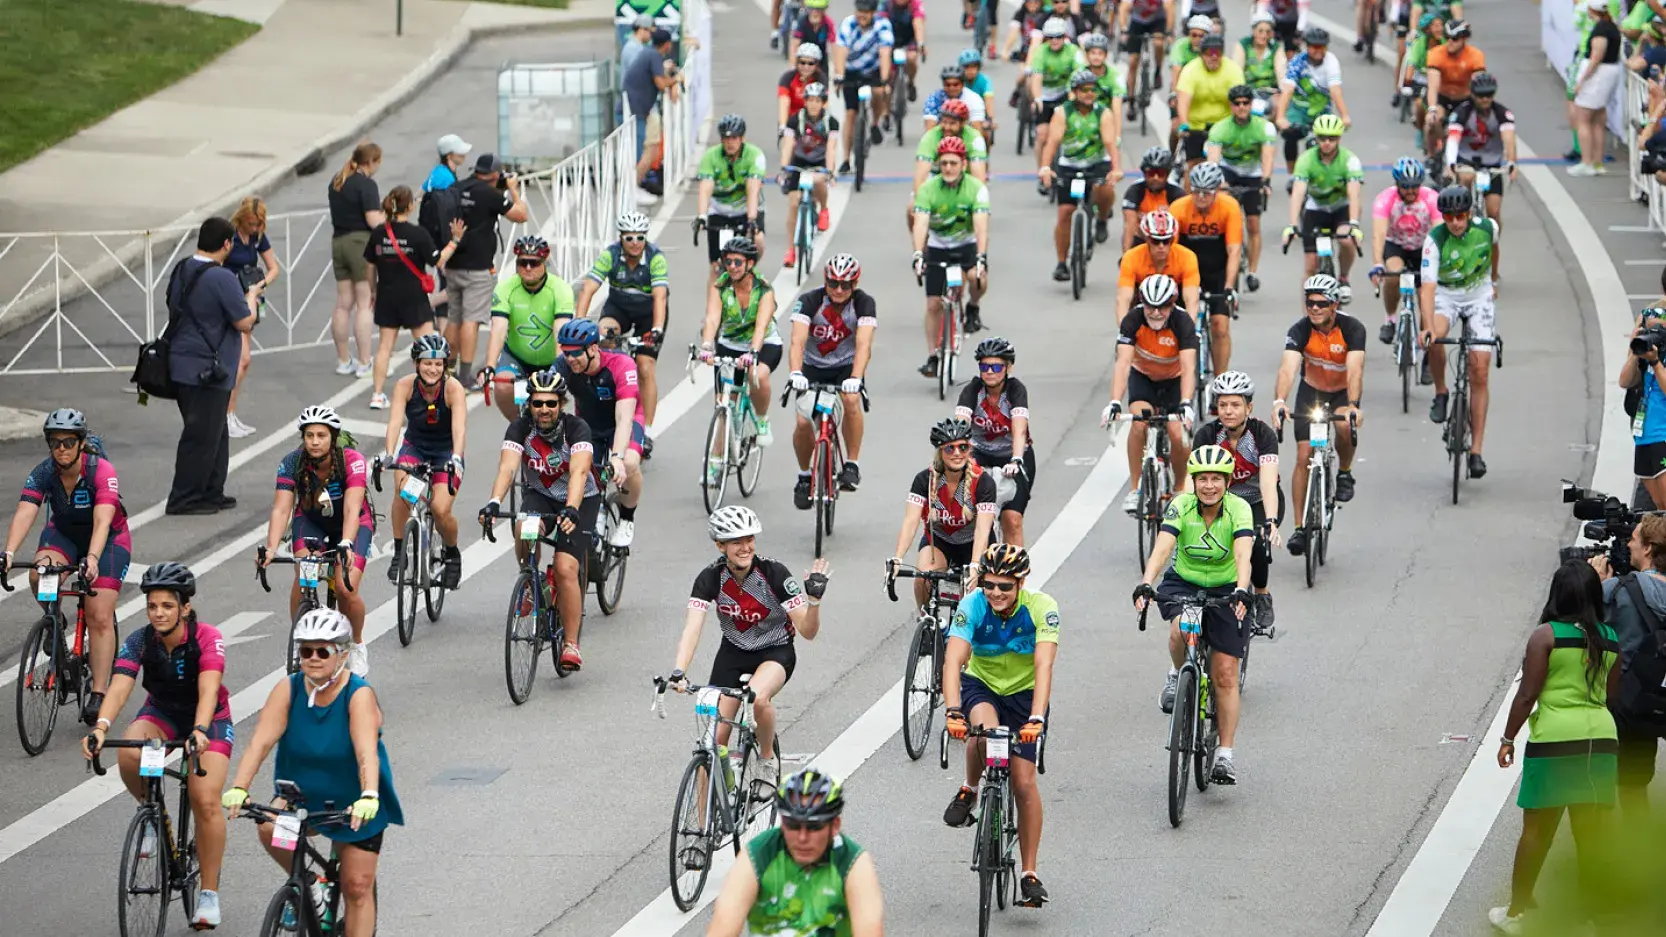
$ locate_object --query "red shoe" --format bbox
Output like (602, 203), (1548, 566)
(560, 643), (583, 671)
(783, 246), (797, 267)
(987, 43), (997, 60)
(817, 207), (829, 231)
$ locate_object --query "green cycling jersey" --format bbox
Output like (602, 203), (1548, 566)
(585, 242), (670, 315)
(492, 276), (575, 368)
(1239, 38), (1279, 89)
(746, 828), (864, 937)
(1161, 491), (1254, 589)
(1089, 64), (1127, 102)
(913, 174), (990, 249)
(1293, 145), (1364, 210)
(698, 142), (768, 214)
(1423, 218), (1497, 293)
(1058, 101), (1109, 166)
(916, 125), (988, 166)
(1207, 114), (1276, 175)
(714, 272), (780, 348)
(1168, 40), (1201, 71)
(1031, 41), (1080, 100)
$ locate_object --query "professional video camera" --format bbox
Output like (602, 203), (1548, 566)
(1560, 481), (1639, 575)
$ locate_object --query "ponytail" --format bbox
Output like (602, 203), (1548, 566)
(381, 185), (414, 219)
(331, 142), (383, 192)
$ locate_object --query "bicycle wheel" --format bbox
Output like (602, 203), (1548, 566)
(423, 520), (448, 622)
(1399, 333), (1412, 414)
(1319, 459), (1335, 567)
(854, 105), (869, 191)
(15, 616), (60, 756)
(902, 617), (940, 760)
(596, 538), (628, 616)
(1069, 208), (1087, 300)
(701, 406), (731, 513)
(736, 408), (765, 497)
(1194, 684), (1216, 793)
(976, 785), (1002, 937)
(813, 439), (832, 558)
(669, 752), (716, 911)
(1450, 388), (1469, 505)
(1166, 667), (1197, 827)
(1139, 461), (1162, 571)
(257, 884), (303, 937)
(285, 600), (314, 676)
(118, 806), (168, 937)
(1303, 473), (1322, 588)
(548, 599), (570, 678)
(973, 11), (990, 64)
(176, 833), (201, 925)
(504, 570), (541, 705)
(396, 518), (420, 647)
(938, 302), (955, 400)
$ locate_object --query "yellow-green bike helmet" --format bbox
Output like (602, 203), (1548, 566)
(1312, 114), (1345, 137)
(1187, 445), (1236, 477)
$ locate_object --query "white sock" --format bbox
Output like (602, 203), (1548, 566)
(1168, 667), (1178, 677)
(1217, 746), (1233, 761)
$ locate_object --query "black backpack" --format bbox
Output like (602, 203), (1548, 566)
(417, 176), (461, 248)
(1619, 573), (1666, 734)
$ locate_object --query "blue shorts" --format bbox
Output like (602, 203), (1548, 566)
(37, 525), (130, 591)
(493, 348), (542, 379)
(292, 516), (374, 573)
(959, 673), (1039, 763)
(134, 702), (235, 758)
(395, 439), (456, 489)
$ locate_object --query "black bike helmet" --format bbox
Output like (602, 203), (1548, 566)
(720, 236), (759, 261)
(1200, 33), (1226, 51)
(1468, 71), (1498, 96)
(1228, 83), (1254, 102)
(717, 113), (747, 138)
(139, 562), (197, 599)
(1303, 26), (1330, 45)
(930, 417), (974, 448)
(981, 543), (1032, 579)
(974, 336), (1016, 363)
(940, 64), (965, 81)
(1436, 184), (1473, 215)
(776, 768), (845, 823)
(1139, 146), (1174, 172)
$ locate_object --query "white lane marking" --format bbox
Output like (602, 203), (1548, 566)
(1627, 294), (1660, 301)
(609, 438), (1130, 936)
(1608, 225), (1655, 233)
(1624, 259), (1663, 266)
(213, 610), (271, 640)
(1304, 11), (1631, 937)
(220, 633), (271, 648)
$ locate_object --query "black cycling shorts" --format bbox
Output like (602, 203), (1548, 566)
(1125, 17), (1166, 54)
(1053, 162), (1112, 206)
(1222, 168), (1265, 215)
(1180, 127), (1211, 162)
(1292, 382), (1351, 442)
(715, 342), (783, 373)
(520, 488), (601, 562)
(1129, 369), (1183, 413)
(706, 212), (765, 265)
(710, 639), (797, 690)
(1300, 205), (1352, 253)
(919, 535), (975, 568)
(841, 69), (882, 112)
(1383, 242), (1422, 285)
(598, 297), (663, 359)
(924, 244), (980, 298)
(974, 447), (1037, 516)
(1154, 568), (1247, 659)
(1455, 159), (1506, 196)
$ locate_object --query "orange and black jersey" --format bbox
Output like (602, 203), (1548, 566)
(1285, 313), (1367, 394)
(1170, 193), (1244, 265)
(1121, 180), (1187, 217)
(1119, 308), (1200, 381)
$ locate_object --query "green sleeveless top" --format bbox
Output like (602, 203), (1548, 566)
(1529, 621), (1620, 745)
(746, 827), (864, 936)
(1239, 37), (1278, 90)
(715, 272), (780, 348)
(1058, 101), (1108, 166)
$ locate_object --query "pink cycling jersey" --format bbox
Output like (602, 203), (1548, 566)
(1373, 185), (1441, 252)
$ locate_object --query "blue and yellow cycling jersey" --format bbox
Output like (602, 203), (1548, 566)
(949, 588), (1060, 696)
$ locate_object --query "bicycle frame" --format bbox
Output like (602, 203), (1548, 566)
(8, 561), (95, 754)
(1433, 324), (1503, 503)
(1059, 166), (1105, 302)
(922, 259), (970, 399)
(853, 86), (873, 190)
(1113, 411), (1180, 570)
(889, 48), (909, 145)
(1138, 590), (1233, 826)
(239, 782), (357, 937)
(785, 382), (868, 557)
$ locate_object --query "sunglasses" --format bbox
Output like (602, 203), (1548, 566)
(1230, 98), (1252, 106)
(980, 579), (1018, 593)
(528, 399), (561, 409)
(621, 234), (646, 244)
(296, 645), (339, 660)
(722, 257), (750, 266)
(46, 437), (81, 451)
(782, 819), (830, 833)
(560, 346), (590, 358)
(978, 362), (1006, 373)
(516, 258), (544, 269)
(941, 442), (971, 454)
(1143, 169), (1168, 176)
(826, 279), (856, 290)
(1305, 297), (1336, 309)
(1441, 212), (1468, 221)
(1148, 237), (1175, 245)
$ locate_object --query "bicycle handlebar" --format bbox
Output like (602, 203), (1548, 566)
(650, 675), (756, 717)
(779, 382), (872, 413)
(1135, 589), (1241, 632)
(884, 562), (964, 602)
(1273, 405), (1359, 446)
(372, 457), (457, 497)
(5, 562), (95, 597)
(1432, 334), (1504, 367)
(256, 544), (352, 594)
(88, 737), (205, 778)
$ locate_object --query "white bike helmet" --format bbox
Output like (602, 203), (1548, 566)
(297, 405), (343, 432)
(1209, 371), (1255, 401)
(1138, 274), (1180, 307)
(1042, 17), (1069, 38)
(618, 211), (651, 234)
(293, 607), (353, 646)
(1303, 274), (1340, 301)
(709, 506), (764, 542)
(1250, 10), (1275, 27)
(1186, 13), (1214, 32)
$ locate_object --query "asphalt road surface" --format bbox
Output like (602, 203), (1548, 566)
(0, 2), (1655, 935)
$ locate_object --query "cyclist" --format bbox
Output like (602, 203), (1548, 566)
(1190, 0), (1226, 30)
(1164, 16), (1215, 159)
(1038, 70), (1120, 280)
(1422, 19), (1485, 168)
(555, 318), (647, 547)
(1121, 146), (1186, 252)
(1120, 0), (1175, 122)
(1443, 71), (1515, 282)
(778, 44), (829, 128)
(480, 368), (597, 672)
(1233, 11), (1288, 97)
(699, 237), (781, 461)
(1176, 33), (1246, 173)
(914, 99), (990, 209)
(790, 0), (834, 61)
(223, 607), (403, 937)
(697, 114), (768, 289)
(1131, 445), (1252, 783)
(480, 234), (575, 423)
(912, 135), (992, 374)
(1026, 18), (1082, 190)
(1282, 114), (1364, 299)
(575, 212), (669, 432)
(667, 507), (830, 790)
(1003, 0), (1059, 110)
(1259, 0), (1306, 53)
(1403, 14), (1444, 145)
(1079, 33), (1129, 145)
(881, 0), (926, 107)
(1275, 27), (1349, 177)
(890, 418), (999, 609)
(706, 769), (884, 937)
(2, 408), (128, 725)
(832, 0), (895, 172)
(940, 543), (1058, 908)
(1368, 156), (1440, 344)
(260, 406), (373, 677)
(1207, 84), (1277, 292)
(787, 253), (875, 502)
(924, 64), (989, 133)
(1191, 372), (1282, 630)
(83, 562), (229, 930)
(377, 334), (467, 589)
(1171, 162), (1244, 374)
(778, 82), (841, 269)
(1104, 273), (1200, 514)
(961, 48), (999, 144)
(1419, 184), (1499, 479)
(1271, 274), (1366, 556)
(956, 337), (1036, 545)
(1116, 209), (1202, 322)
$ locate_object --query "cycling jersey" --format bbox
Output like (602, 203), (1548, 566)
(1192, 418), (1279, 502)
(915, 125), (989, 166)
(1089, 64), (1128, 101)
(493, 276), (575, 369)
(1239, 37), (1280, 89)
(950, 587), (1060, 695)
(777, 66), (829, 120)
(922, 88), (989, 123)
(1421, 218), (1497, 294)
(1176, 57), (1247, 126)
(585, 242), (669, 318)
(746, 828), (864, 937)
(714, 273), (783, 350)
(1285, 312), (1366, 394)
(908, 466), (999, 546)
(1118, 307), (1201, 381)
(1117, 242), (1202, 293)
(697, 143), (769, 215)
(1126, 0), (1167, 24)
(956, 377), (1031, 461)
(401, 377), (456, 454)
(881, 0), (923, 47)
(557, 351), (642, 440)
(966, 71), (992, 97)
(835, 14), (896, 73)
(1207, 115), (1277, 175)
(1282, 51), (1342, 117)
(114, 621), (232, 725)
(1426, 43), (1485, 101)
(275, 447), (374, 539)
(689, 556), (805, 651)
(1121, 180), (1187, 217)
(1171, 193), (1244, 268)
(1031, 41), (1081, 100)
(1161, 491), (1255, 588)
(502, 412), (599, 501)
(1168, 39), (1202, 70)
(1446, 100), (1514, 165)
(784, 109), (842, 165)
(1372, 185), (1440, 251)
(1057, 101), (1110, 166)
(1292, 145), (1363, 211)
(790, 286), (878, 370)
(1265, 0), (1302, 21)
(1405, 33), (1433, 73)
(793, 12), (833, 59)
(19, 450), (129, 549)
(913, 174), (990, 249)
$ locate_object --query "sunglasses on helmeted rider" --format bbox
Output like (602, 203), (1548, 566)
(978, 362), (1006, 373)
(528, 399), (562, 409)
(621, 234), (646, 244)
(296, 645), (339, 660)
(516, 258), (544, 269)
(782, 819), (830, 833)
(47, 437), (81, 450)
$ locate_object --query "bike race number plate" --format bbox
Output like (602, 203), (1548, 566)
(298, 560), (320, 589)
(518, 515), (542, 541)
(1069, 177), (1087, 199)
(1310, 418), (1330, 448)
(272, 813), (302, 851)
(35, 572), (59, 602)
(514, 380), (530, 407)
(986, 731), (1010, 767)
(858, 85), (872, 102)
(1315, 236), (1334, 259)
(400, 475), (428, 505)
(893, 48), (907, 64)
(139, 742), (166, 778)
(1475, 169), (1492, 193)
(1180, 605), (1204, 635)
(946, 264), (964, 289)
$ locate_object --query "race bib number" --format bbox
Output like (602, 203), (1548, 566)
(1315, 236), (1334, 258)
(36, 573), (59, 603)
(946, 265), (964, 289)
(400, 475), (427, 505)
(517, 514), (542, 541)
(272, 812), (302, 851)
(298, 560), (320, 589)
(513, 380), (529, 407)
(1069, 177), (1086, 198)
(139, 742), (166, 778)
(1475, 169), (1491, 192)
(857, 85), (872, 101)
(1180, 605), (1204, 634)
(893, 48), (907, 64)
(985, 732), (1010, 766)
(1310, 419), (1329, 447)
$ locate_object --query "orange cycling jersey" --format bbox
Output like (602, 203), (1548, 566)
(1426, 44), (1486, 101)
(1170, 193), (1244, 257)
(1119, 308), (1200, 381)
(1284, 314), (1367, 394)
(1118, 242), (1202, 291)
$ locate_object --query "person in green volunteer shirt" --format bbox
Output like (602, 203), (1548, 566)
(1233, 11), (1287, 97)
(912, 135), (991, 375)
(907, 99), (988, 234)
(1418, 185), (1499, 479)
(574, 211), (670, 431)
(1165, 14), (1214, 158)
(697, 114), (768, 289)
(699, 238), (781, 447)
(479, 235), (575, 422)
(1025, 18), (1081, 191)
(1207, 84), (1277, 292)
(1038, 70), (1120, 279)
(1282, 114), (1364, 297)
(1078, 32), (1127, 145)
(1132, 444), (1253, 785)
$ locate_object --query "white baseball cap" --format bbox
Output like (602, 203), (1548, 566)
(437, 134), (473, 157)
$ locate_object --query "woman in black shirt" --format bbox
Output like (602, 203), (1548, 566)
(326, 143), (384, 376)
(362, 186), (463, 409)
(1570, 0), (1622, 177)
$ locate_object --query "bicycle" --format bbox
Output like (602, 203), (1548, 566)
(1433, 324), (1503, 505)
(886, 562), (966, 760)
(481, 500), (578, 704)
(692, 345), (765, 512)
(90, 737), (207, 937)
(1135, 35), (1156, 137)
(235, 780), (362, 937)
(938, 722), (1049, 935)
(1012, 63), (1036, 155)
(1455, 163), (1502, 225)
(651, 675), (782, 912)
(1277, 402), (1356, 588)
(1378, 275), (1423, 413)
(1112, 411), (1181, 571)
(919, 258), (977, 400)
(6, 561), (97, 755)
(889, 49), (910, 146)
(1138, 590), (1236, 827)
(257, 540), (351, 675)
(1057, 165), (1107, 301)
(781, 382), (870, 558)
(972, 0), (993, 64)
(588, 465), (631, 614)
(788, 168), (829, 285)
(847, 78), (874, 191)
(373, 459), (456, 648)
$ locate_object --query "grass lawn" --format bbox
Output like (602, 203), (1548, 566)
(0, 0), (259, 174)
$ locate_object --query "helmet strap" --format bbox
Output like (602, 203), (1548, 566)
(304, 654), (350, 708)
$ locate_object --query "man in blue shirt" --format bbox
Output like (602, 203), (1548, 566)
(623, 29), (683, 189)
(620, 14), (655, 87)
(423, 134), (471, 194)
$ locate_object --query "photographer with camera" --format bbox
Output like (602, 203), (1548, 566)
(1589, 513), (1666, 817)
(1620, 315), (1666, 511)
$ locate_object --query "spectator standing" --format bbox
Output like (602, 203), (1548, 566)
(326, 143), (385, 375)
(1488, 561), (1619, 936)
(364, 186), (465, 409)
(422, 134), (472, 326)
(621, 14), (655, 84)
(225, 196), (279, 439)
(165, 218), (255, 516)
(447, 153), (530, 388)
(1594, 515), (1666, 819)
(623, 29), (684, 198)
(1569, 0), (1622, 178)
